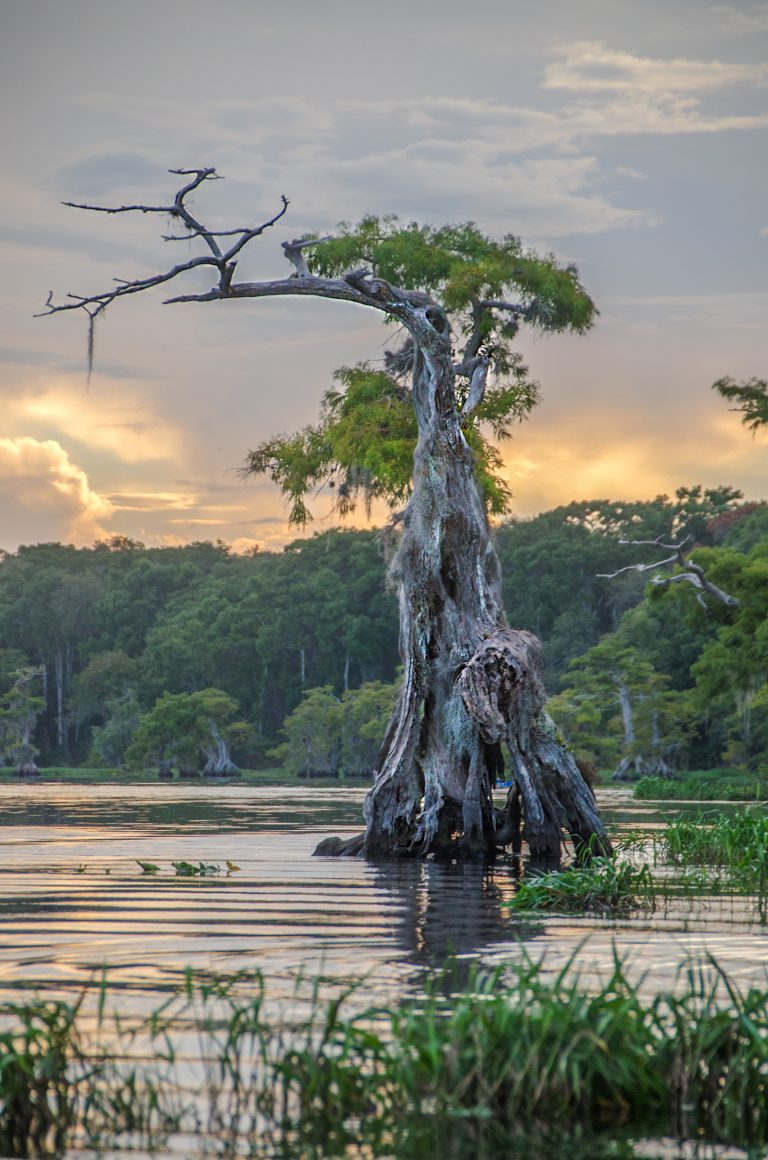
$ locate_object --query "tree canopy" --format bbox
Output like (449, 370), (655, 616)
(245, 215), (595, 524)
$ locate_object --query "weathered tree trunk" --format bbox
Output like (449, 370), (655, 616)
(612, 687), (674, 781)
(14, 714), (40, 777)
(203, 722), (240, 777)
(359, 306), (610, 864)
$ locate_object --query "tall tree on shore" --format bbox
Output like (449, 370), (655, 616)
(42, 167), (609, 861)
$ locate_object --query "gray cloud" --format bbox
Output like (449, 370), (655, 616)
(2, 2), (767, 552)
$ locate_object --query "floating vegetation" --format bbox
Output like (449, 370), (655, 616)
(2, 954), (768, 1157)
(135, 859), (240, 877)
(171, 859), (223, 877)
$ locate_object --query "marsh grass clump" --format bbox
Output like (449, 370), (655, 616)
(0, 997), (83, 1157)
(658, 808), (768, 920)
(505, 857), (656, 915)
(0, 989), (184, 1158)
(4, 956), (768, 1156)
(663, 809), (768, 871)
(635, 770), (764, 802)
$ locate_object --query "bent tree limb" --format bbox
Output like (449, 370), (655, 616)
(42, 167), (610, 863)
(598, 537), (739, 609)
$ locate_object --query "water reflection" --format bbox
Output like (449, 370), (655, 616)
(371, 859), (542, 982)
(0, 784), (766, 1012)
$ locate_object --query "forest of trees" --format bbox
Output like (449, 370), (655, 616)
(2, 482), (767, 778)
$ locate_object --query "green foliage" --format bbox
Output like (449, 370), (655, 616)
(270, 685), (343, 777)
(308, 216), (597, 333)
(340, 679), (398, 776)
(714, 374), (768, 433)
(271, 678), (397, 778)
(635, 771), (765, 801)
(273, 677), (399, 779)
(6, 956), (768, 1154)
(662, 809), (768, 888)
(506, 858), (656, 914)
(88, 689), (142, 769)
(126, 688), (244, 774)
(686, 541), (768, 766)
(0, 666), (45, 773)
(0, 995), (84, 1156)
(549, 635), (692, 775)
(171, 860), (224, 877)
(247, 357), (538, 523)
(246, 215), (595, 524)
(0, 988), (181, 1156)
(2, 477), (768, 776)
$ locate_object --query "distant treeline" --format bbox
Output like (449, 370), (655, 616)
(1, 484), (767, 775)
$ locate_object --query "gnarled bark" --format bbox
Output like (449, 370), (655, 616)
(360, 298), (609, 863)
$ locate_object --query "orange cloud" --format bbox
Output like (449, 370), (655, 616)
(0, 437), (113, 549)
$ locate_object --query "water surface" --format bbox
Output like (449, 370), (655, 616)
(0, 783), (766, 1012)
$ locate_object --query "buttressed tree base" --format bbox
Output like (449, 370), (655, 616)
(42, 167), (610, 863)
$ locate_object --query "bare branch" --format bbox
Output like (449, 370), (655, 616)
(618, 535), (692, 551)
(38, 171), (289, 325)
(598, 535), (739, 608)
(40, 170), (445, 387)
(62, 200), (171, 215)
(35, 252), (224, 318)
(282, 235), (333, 278)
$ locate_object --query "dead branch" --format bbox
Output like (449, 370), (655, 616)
(38, 169), (290, 324)
(38, 168), (453, 385)
(597, 536), (739, 609)
(282, 235), (333, 277)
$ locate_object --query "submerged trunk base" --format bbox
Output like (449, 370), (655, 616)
(317, 629), (610, 866)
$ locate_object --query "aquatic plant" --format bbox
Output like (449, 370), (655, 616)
(505, 856), (656, 915)
(663, 809), (768, 870)
(660, 809), (768, 919)
(636, 773), (764, 801)
(0, 989), (181, 1156)
(3, 952), (768, 1156)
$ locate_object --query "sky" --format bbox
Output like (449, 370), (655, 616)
(1, 0), (767, 553)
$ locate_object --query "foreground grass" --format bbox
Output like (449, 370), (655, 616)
(2, 954), (768, 1158)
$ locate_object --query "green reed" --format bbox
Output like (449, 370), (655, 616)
(635, 772), (764, 802)
(504, 856), (656, 915)
(3, 951), (768, 1157)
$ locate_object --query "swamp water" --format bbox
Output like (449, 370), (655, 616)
(0, 783), (767, 1159)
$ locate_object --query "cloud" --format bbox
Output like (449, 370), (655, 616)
(0, 438), (113, 550)
(106, 491), (199, 512)
(52, 152), (166, 197)
(500, 408), (758, 516)
(8, 383), (184, 464)
(17, 36), (767, 269)
(709, 4), (768, 35)
(544, 40), (768, 94)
